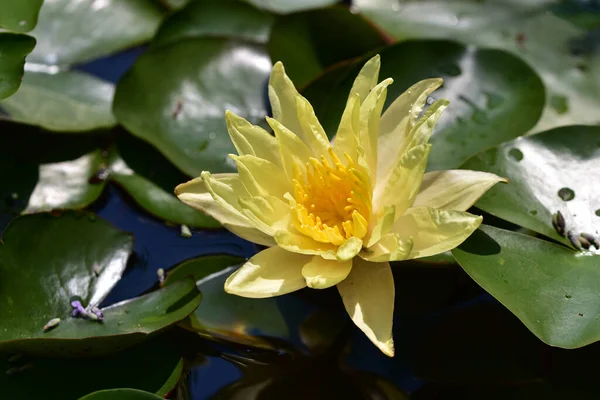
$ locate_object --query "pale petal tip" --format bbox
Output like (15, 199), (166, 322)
(379, 338), (395, 357)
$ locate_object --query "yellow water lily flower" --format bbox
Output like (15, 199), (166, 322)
(175, 55), (506, 357)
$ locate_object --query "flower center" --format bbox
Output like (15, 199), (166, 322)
(291, 148), (372, 246)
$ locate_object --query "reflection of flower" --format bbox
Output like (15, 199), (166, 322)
(176, 55), (505, 356)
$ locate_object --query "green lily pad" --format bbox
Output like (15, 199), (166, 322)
(0, 0), (43, 32)
(1, 70), (116, 131)
(164, 255), (291, 344)
(153, 0), (274, 47)
(352, 0), (600, 133)
(0, 211), (202, 356)
(108, 149), (219, 228)
(0, 33), (36, 99)
(461, 125), (600, 245)
(244, 0), (338, 14)
(452, 225), (600, 349)
(0, 122), (107, 223)
(303, 40), (545, 171)
(267, 6), (387, 87)
(0, 335), (182, 399)
(113, 38), (271, 176)
(79, 390), (163, 400)
(27, 0), (164, 66)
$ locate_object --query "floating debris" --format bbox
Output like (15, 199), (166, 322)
(43, 318), (61, 332)
(181, 224), (192, 238)
(552, 211), (566, 236)
(92, 263), (101, 277)
(71, 300), (103, 322)
(580, 233), (600, 249)
(71, 300), (86, 318)
(157, 268), (165, 286)
(578, 234), (592, 249)
(91, 307), (104, 322)
(567, 231), (582, 250)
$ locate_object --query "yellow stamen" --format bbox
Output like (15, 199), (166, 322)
(289, 148), (372, 246)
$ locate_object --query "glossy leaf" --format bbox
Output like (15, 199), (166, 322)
(153, 0), (274, 47)
(352, 0), (600, 133)
(303, 40), (545, 171)
(79, 389), (163, 400)
(27, 0), (164, 66)
(0, 33), (36, 99)
(452, 225), (600, 349)
(0, 0), (43, 32)
(108, 149), (219, 228)
(0, 122), (107, 224)
(267, 6), (386, 87)
(0, 70), (116, 131)
(164, 255), (291, 344)
(113, 38), (271, 176)
(461, 125), (600, 245)
(244, 0), (338, 14)
(0, 335), (182, 399)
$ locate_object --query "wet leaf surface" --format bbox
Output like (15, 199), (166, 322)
(114, 38), (271, 176)
(0, 0), (43, 32)
(1, 70), (116, 131)
(452, 225), (600, 349)
(461, 125), (600, 245)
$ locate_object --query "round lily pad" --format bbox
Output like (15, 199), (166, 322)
(453, 225), (600, 349)
(27, 0), (164, 65)
(1, 70), (117, 132)
(79, 390), (163, 400)
(302, 40), (545, 171)
(113, 38), (271, 176)
(461, 125), (600, 245)
(0, 33), (36, 99)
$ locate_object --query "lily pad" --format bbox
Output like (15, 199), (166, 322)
(303, 40), (545, 171)
(352, 0), (600, 133)
(0, 33), (36, 99)
(113, 38), (271, 176)
(461, 125), (600, 245)
(27, 0), (164, 66)
(153, 0), (274, 47)
(1, 70), (116, 131)
(164, 255), (291, 344)
(0, 122), (107, 224)
(0, 335), (182, 399)
(267, 6), (387, 87)
(80, 390), (163, 400)
(244, 0), (338, 14)
(0, 0), (43, 32)
(452, 225), (600, 349)
(108, 149), (219, 228)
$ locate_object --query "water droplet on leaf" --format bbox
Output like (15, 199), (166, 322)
(550, 95), (569, 115)
(558, 188), (575, 201)
(508, 148), (523, 161)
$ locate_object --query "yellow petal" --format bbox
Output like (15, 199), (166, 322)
(268, 62), (304, 138)
(413, 170), (508, 211)
(373, 144), (431, 218)
(333, 93), (360, 163)
(360, 77), (393, 179)
(349, 55), (380, 105)
(295, 95), (331, 157)
(360, 233), (412, 262)
(365, 206), (395, 248)
(239, 195), (290, 235)
(377, 78), (443, 181)
(336, 236), (363, 261)
(225, 246), (310, 298)
(269, 62), (330, 156)
(274, 230), (337, 260)
(267, 116), (312, 180)
(391, 207), (483, 259)
(225, 110), (282, 168)
(229, 154), (290, 198)
(302, 256), (352, 289)
(337, 257), (395, 357)
(175, 174), (275, 246)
